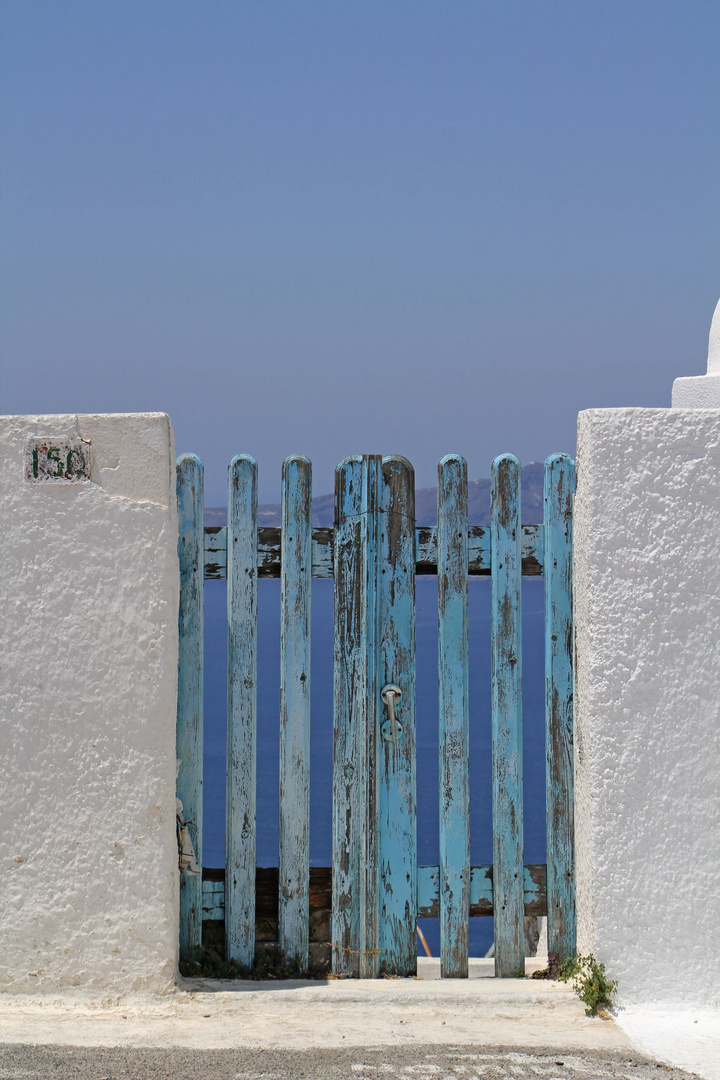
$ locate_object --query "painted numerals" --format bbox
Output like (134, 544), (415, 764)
(26, 438), (92, 483)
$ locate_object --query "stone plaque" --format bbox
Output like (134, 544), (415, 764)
(26, 438), (92, 483)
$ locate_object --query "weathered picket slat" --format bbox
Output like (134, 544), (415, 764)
(278, 456), (312, 968)
(176, 454), (204, 961)
(378, 456), (417, 975)
(437, 455), (470, 978)
(491, 454), (525, 977)
(544, 453), (576, 961)
(332, 456), (383, 977)
(226, 455), (258, 967)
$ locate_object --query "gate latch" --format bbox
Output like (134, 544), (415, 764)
(176, 798), (201, 876)
(381, 684), (402, 744)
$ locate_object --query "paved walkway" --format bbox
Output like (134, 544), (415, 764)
(0, 961), (630, 1053)
(0, 961), (709, 1079)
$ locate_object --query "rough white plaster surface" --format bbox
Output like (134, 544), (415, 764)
(672, 298), (720, 406)
(0, 414), (179, 999)
(574, 409), (720, 1013)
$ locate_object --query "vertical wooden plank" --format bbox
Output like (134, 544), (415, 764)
(279, 455), (312, 968)
(437, 454), (470, 978)
(332, 455), (382, 978)
(544, 453), (576, 961)
(378, 456), (417, 975)
(491, 454), (525, 977)
(176, 453), (204, 962)
(226, 454), (258, 967)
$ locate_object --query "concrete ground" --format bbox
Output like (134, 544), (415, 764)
(0, 960), (711, 1080)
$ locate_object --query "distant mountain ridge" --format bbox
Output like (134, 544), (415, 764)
(205, 462), (546, 527)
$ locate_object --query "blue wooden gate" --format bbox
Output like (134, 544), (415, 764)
(176, 452), (575, 978)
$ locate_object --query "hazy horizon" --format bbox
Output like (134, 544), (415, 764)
(2, 2), (718, 504)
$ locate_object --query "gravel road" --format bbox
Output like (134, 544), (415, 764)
(0, 1043), (704, 1080)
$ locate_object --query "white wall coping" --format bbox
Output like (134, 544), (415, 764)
(672, 298), (720, 407)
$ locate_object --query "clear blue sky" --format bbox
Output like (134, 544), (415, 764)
(1, 1), (718, 504)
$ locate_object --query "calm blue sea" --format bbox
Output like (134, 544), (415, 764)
(202, 576), (547, 958)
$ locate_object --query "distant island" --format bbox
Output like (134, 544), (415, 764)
(204, 461), (546, 528)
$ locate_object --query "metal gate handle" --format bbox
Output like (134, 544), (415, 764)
(381, 684), (402, 745)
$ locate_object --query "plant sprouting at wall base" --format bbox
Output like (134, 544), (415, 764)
(557, 953), (618, 1016)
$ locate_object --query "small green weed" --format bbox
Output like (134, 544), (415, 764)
(557, 952), (618, 1016)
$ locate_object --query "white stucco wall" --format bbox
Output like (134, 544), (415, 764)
(672, 298), (720, 408)
(574, 408), (720, 1010)
(0, 414), (179, 998)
